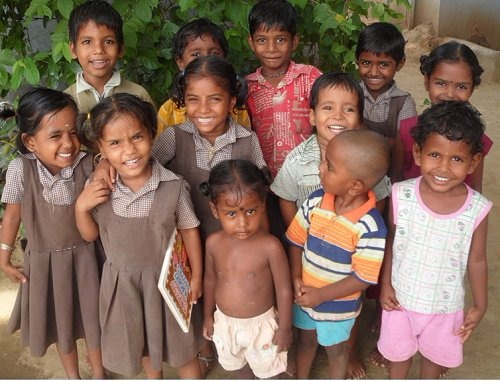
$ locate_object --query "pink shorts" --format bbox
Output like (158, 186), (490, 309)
(377, 308), (464, 368)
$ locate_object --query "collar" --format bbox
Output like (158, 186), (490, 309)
(320, 190), (376, 223)
(22, 151), (87, 181)
(246, 61), (302, 88)
(179, 117), (251, 150)
(75, 70), (121, 96)
(360, 80), (408, 103)
(297, 135), (321, 165)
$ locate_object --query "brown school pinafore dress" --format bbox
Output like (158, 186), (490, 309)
(7, 155), (101, 356)
(95, 178), (200, 376)
(168, 127), (253, 241)
(364, 95), (408, 139)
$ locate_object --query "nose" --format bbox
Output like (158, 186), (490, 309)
(237, 214), (248, 230)
(94, 40), (104, 53)
(266, 39), (278, 53)
(438, 157), (451, 172)
(199, 98), (209, 114)
(61, 133), (73, 149)
(369, 63), (379, 76)
(123, 139), (137, 154)
(446, 85), (456, 100)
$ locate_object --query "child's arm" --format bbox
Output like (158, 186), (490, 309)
(75, 178), (110, 241)
(203, 237), (217, 340)
(379, 201), (400, 311)
(0, 203), (27, 283)
(279, 198), (298, 228)
(289, 244), (304, 299)
(179, 227), (203, 303)
(268, 239), (293, 352)
(391, 131), (405, 183)
(92, 159), (116, 190)
(457, 216), (488, 343)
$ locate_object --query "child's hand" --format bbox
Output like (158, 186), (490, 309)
(295, 285), (323, 308)
(293, 276), (304, 298)
(203, 316), (214, 340)
(92, 158), (116, 190)
(380, 283), (400, 311)
(0, 253), (27, 283)
(190, 277), (202, 304)
(456, 306), (485, 343)
(76, 178), (110, 213)
(272, 327), (292, 352)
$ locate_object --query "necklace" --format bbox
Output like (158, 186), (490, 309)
(262, 69), (286, 79)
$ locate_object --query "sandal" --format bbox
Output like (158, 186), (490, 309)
(197, 352), (216, 378)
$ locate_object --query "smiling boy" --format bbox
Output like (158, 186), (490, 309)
(65, 0), (153, 114)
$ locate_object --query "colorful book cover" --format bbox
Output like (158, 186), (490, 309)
(158, 229), (193, 333)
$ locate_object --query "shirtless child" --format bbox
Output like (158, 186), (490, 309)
(202, 159), (293, 379)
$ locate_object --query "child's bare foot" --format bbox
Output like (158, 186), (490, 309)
(346, 351), (366, 379)
(197, 352), (216, 378)
(440, 367), (449, 378)
(367, 347), (388, 368)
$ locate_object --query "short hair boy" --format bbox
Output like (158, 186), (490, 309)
(287, 129), (389, 378)
(157, 18), (250, 135)
(65, 0), (153, 113)
(355, 22), (417, 148)
(246, 0), (322, 178)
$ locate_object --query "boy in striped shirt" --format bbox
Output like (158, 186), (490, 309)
(287, 130), (389, 379)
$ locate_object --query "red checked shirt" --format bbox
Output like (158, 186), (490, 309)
(246, 61), (322, 177)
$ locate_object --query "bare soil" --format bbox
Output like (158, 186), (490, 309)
(1, 59), (499, 379)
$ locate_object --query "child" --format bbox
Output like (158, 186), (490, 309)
(75, 93), (203, 378)
(202, 159), (293, 379)
(65, 0), (154, 114)
(246, 0), (322, 178)
(0, 88), (103, 378)
(287, 129), (389, 378)
(157, 18), (251, 135)
(396, 41), (492, 191)
(271, 72), (391, 378)
(378, 101), (492, 379)
(355, 22), (417, 177)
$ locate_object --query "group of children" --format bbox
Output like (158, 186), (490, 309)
(0, 0), (492, 379)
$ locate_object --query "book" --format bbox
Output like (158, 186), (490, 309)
(158, 228), (193, 333)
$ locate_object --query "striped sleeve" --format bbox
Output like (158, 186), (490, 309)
(286, 188), (323, 248)
(351, 209), (387, 284)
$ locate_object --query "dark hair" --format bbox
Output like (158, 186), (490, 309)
(355, 22), (405, 64)
(309, 72), (364, 122)
(248, 0), (297, 36)
(411, 101), (484, 154)
(14, 87), (77, 154)
(419, 41), (483, 87)
(173, 18), (229, 60)
(200, 160), (270, 203)
(173, 55), (247, 109)
(68, 0), (124, 47)
(85, 93), (157, 145)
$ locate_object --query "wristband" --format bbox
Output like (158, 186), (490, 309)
(0, 243), (13, 253)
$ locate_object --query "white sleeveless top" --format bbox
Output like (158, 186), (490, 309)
(391, 177), (492, 314)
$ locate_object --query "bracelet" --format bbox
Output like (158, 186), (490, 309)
(0, 243), (13, 253)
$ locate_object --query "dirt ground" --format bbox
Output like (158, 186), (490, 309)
(1, 58), (499, 379)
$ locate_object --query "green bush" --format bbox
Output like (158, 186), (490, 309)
(0, 0), (409, 215)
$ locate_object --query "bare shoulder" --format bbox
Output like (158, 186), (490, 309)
(258, 232), (286, 257)
(205, 230), (226, 253)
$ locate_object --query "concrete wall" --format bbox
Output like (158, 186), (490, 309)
(413, 0), (500, 51)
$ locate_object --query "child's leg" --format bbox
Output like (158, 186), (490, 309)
(388, 358), (412, 379)
(142, 356), (162, 379)
(56, 344), (80, 379)
(325, 341), (349, 379)
(346, 317), (366, 379)
(85, 344), (104, 379)
(420, 356), (443, 379)
(177, 356), (201, 379)
(295, 329), (319, 379)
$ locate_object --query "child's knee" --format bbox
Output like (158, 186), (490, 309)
(325, 341), (348, 358)
(297, 329), (318, 349)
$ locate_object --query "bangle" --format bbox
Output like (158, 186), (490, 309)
(0, 243), (13, 253)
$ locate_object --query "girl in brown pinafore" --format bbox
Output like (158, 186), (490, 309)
(0, 88), (103, 378)
(75, 93), (204, 378)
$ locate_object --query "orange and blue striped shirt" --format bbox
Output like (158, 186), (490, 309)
(286, 188), (387, 321)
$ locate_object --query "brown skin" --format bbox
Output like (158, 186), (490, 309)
(203, 228), (293, 348)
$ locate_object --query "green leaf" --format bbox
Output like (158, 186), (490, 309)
(0, 68), (8, 88)
(179, 0), (196, 13)
(135, 0), (152, 22)
(0, 50), (16, 66)
(24, 57), (40, 85)
(371, 3), (385, 19)
(62, 43), (73, 62)
(52, 41), (64, 63)
(57, 0), (73, 19)
(10, 62), (24, 90)
(289, 0), (307, 9)
(123, 25), (138, 50)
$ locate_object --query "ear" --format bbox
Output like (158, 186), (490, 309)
(292, 35), (299, 51)
(396, 56), (406, 72)
(347, 179), (366, 196)
(70, 42), (78, 59)
(21, 133), (37, 153)
(424, 74), (430, 92)
(96, 141), (106, 159)
(229, 95), (237, 112)
(118, 44), (125, 58)
(247, 35), (256, 53)
(412, 142), (422, 167)
(175, 57), (185, 71)
(309, 108), (316, 128)
(468, 153), (482, 174)
(209, 201), (219, 219)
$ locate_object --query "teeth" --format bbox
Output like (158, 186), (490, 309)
(58, 153), (71, 158)
(434, 175), (448, 182)
(328, 125), (345, 131)
(197, 118), (213, 123)
(125, 159), (138, 165)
